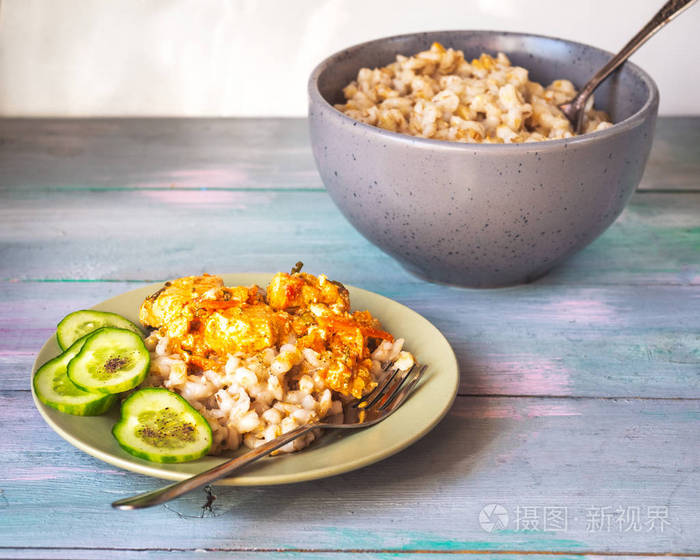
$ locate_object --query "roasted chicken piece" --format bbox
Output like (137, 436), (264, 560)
(314, 313), (393, 398)
(200, 303), (290, 356)
(267, 272), (350, 313)
(140, 275), (283, 360)
(139, 274), (224, 331)
(140, 271), (394, 398)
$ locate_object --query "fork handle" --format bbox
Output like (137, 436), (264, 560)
(112, 423), (315, 510)
(568, 0), (697, 132)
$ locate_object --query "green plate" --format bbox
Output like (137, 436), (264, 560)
(31, 274), (459, 485)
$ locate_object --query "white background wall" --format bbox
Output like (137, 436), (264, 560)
(1, 0), (698, 117)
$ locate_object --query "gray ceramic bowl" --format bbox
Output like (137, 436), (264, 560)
(308, 31), (659, 288)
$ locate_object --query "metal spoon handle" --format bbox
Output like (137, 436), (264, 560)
(566, 0), (697, 132)
(111, 423), (315, 510)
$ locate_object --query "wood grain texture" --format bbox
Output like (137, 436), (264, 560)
(0, 189), (698, 286)
(3, 553), (698, 560)
(3, 282), (698, 398)
(639, 118), (700, 192)
(0, 117), (698, 557)
(1, 554), (699, 560)
(1, 395), (698, 554)
(0, 118), (697, 192)
(0, 118), (322, 191)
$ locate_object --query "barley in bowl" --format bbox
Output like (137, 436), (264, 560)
(335, 42), (612, 143)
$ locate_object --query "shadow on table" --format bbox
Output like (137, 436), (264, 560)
(164, 353), (504, 520)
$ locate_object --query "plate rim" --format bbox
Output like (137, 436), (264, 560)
(31, 273), (459, 485)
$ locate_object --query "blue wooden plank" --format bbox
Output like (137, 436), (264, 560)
(1, 552), (697, 560)
(0, 118), (322, 191)
(1, 392), (698, 554)
(3, 552), (697, 560)
(2, 282), (698, 398)
(0, 118), (697, 192)
(0, 189), (698, 286)
(1, 116), (698, 557)
(639, 117), (700, 192)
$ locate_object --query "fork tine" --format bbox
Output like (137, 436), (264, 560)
(352, 361), (402, 409)
(379, 364), (427, 411)
(352, 360), (392, 409)
(371, 363), (415, 410)
(362, 363), (417, 410)
(363, 363), (416, 410)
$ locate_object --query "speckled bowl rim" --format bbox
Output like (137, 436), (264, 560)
(308, 29), (659, 151)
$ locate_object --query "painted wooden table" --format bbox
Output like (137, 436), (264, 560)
(1, 117), (698, 560)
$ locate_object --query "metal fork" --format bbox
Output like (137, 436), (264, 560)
(112, 361), (427, 510)
(559, 0), (697, 134)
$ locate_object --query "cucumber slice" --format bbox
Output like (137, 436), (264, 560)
(33, 335), (116, 415)
(112, 388), (212, 463)
(57, 310), (142, 350)
(67, 328), (150, 394)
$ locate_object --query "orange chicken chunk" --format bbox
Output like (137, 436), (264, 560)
(139, 271), (397, 398)
(202, 303), (289, 356)
(266, 272), (350, 313)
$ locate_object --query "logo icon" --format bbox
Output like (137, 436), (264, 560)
(479, 504), (509, 532)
